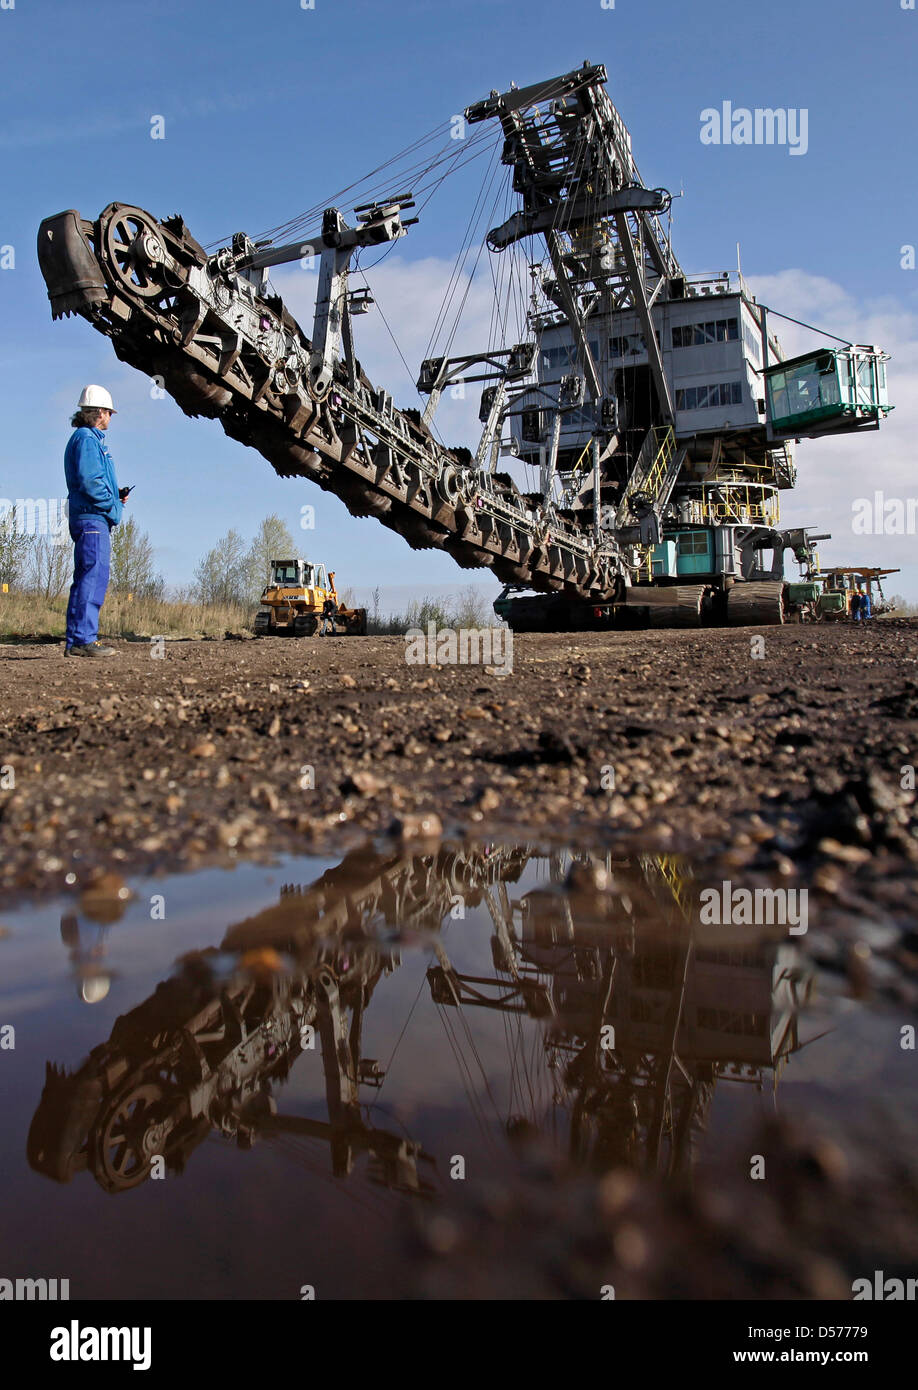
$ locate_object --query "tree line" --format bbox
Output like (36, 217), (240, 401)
(189, 515), (296, 607)
(0, 511), (297, 609)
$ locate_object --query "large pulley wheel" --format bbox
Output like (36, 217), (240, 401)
(437, 465), (473, 508)
(102, 207), (169, 299)
(95, 1079), (174, 1192)
(437, 466), (460, 506)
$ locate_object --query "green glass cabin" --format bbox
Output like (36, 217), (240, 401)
(765, 347), (891, 436)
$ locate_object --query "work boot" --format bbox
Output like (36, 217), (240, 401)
(65, 642), (117, 657)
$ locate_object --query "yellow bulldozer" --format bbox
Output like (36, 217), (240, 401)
(253, 559), (367, 637)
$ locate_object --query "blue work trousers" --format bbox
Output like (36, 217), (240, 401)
(66, 514), (111, 647)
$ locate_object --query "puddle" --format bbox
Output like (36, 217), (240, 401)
(0, 842), (914, 1300)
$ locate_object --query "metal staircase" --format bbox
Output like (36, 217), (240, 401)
(614, 426), (685, 528)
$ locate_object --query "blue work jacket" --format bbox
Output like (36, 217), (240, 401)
(64, 426), (123, 527)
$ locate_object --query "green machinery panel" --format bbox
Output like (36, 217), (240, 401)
(672, 529), (714, 576)
(785, 581), (820, 605)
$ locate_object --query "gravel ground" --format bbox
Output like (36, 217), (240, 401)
(1, 622), (917, 965)
(3, 620), (917, 1299)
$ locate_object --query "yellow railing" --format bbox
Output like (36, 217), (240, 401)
(641, 426), (676, 500)
(569, 438), (593, 482)
(644, 854), (693, 918)
(685, 486), (780, 527)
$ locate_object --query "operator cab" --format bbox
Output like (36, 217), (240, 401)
(270, 560), (302, 587)
(765, 347), (891, 437)
(267, 559), (329, 591)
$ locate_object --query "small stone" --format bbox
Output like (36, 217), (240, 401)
(813, 866), (842, 894)
(817, 838), (870, 865)
(217, 815), (256, 848)
(250, 782), (280, 813)
(267, 714), (281, 738)
(340, 674), (357, 688)
(343, 770), (383, 797)
(189, 740), (217, 758)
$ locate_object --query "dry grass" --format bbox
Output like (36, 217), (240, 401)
(0, 590), (253, 641)
(1, 582), (500, 641)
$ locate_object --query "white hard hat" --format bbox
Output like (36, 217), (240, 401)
(77, 384), (116, 413)
(80, 975), (112, 1004)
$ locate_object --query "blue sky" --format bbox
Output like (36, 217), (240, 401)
(2, 0), (916, 600)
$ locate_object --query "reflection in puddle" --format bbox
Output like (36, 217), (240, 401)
(27, 845), (813, 1204)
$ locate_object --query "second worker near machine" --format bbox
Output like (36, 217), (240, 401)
(319, 594), (338, 635)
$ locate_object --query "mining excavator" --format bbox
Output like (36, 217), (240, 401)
(37, 62), (892, 630)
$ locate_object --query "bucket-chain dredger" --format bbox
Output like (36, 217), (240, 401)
(37, 62), (891, 629)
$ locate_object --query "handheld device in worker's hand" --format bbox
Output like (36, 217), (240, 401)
(119, 485), (135, 502)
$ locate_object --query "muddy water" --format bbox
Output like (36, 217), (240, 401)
(0, 841), (913, 1300)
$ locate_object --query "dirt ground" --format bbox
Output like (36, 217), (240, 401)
(1, 622), (917, 959)
(3, 619), (918, 1301)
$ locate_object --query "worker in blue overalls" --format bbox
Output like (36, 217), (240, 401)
(64, 385), (128, 657)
